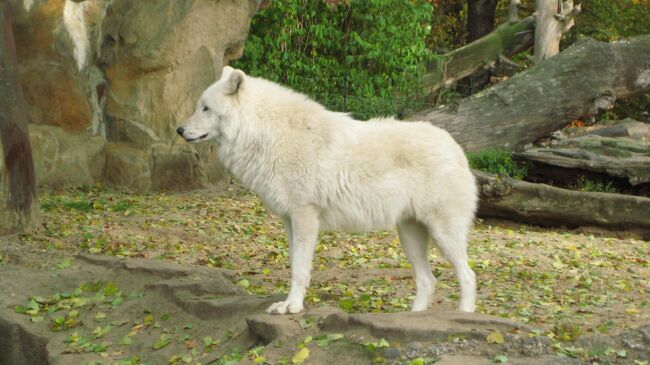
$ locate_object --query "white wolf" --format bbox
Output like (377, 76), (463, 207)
(177, 66), (478, 314)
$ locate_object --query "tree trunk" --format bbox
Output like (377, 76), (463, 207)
(460, 0), (500, 95)
(411, 35), (650, 152)
(534, 0), (580, 62)
(508, 0), (520, 23)
(0, 3), (39, 235)
(424, 15), (536, 94)
(467, 0), (499, 42)
(475, 170), (650, 239)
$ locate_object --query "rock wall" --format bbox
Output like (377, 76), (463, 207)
(11, 0), (259, 191)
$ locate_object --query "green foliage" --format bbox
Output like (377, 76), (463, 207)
(572, 176), (618, 194)
(553, 321), (583, 342)
(234, 0), (434, 119)
(599, 94), (650, 122)
(62, 200), (93, 212)
(467, 148), (529, 179)
(568, 0), (650, 42)
(426, 0), (467, 51)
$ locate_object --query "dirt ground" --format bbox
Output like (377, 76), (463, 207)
(1, 178), (648, 364)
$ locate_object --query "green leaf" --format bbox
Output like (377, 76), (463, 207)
(103, 282), (119, 296)
(494, 354), (508, 363)
(55, 259), (71, 270)
(292, 347), (309, 364)
(237, 279), (250, 289)
(203, 336), (215, 346)
(487, 331), (505, 344)
(377, 338), (390, 348)
(120, 336), (132, 346)
(27, 299), (39, 311)
(339, 298), (354, 312)
(153, 334), (171, 350)
(92, 325), (112, 339)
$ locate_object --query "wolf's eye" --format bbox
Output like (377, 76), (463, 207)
(202, 106), (209, 112)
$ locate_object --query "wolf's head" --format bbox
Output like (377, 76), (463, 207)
(177, 66), (245, 143)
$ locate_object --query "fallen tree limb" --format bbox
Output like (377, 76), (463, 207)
(411, 35), (650, 152)
(424, 16), (535, 93)
(474, 170), (650, 238)
(516, 134), (650, 186)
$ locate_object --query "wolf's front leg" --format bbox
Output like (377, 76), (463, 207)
(267, 206), (320, 315)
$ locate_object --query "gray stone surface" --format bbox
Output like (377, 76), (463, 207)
(12, 0), (255, 191)
(1, 244), (647, 364)
(28, 124), (105, 188)
(320, 308), (529, 342)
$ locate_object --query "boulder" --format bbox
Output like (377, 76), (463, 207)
(28, 124), (105, 187)
(97, 0), (256, 191)
(11, 0), (256, 191)
(103, 142), (224, 192)
(11, 0), (108, 133)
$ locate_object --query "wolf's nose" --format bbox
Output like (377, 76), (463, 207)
(176, 127), (185, 136)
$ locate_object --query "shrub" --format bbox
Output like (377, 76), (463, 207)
(467, 148), (529, 179)
(568, 0), (650, 42)
(234, 0), (434, 119)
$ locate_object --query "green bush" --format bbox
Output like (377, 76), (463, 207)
(234, 0), (434, 119)
(467, 148), (529, 179)
(568, 0), (650, 42)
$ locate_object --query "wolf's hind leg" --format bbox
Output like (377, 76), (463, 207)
(427, 219), (476, 312)
(397, 219), (437, 312)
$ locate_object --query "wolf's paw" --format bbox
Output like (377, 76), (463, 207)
(266, 300), (304, 315)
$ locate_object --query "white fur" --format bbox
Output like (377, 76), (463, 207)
(179, 67), (478, 314)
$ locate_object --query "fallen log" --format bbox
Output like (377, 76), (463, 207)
(424, 16), (535, 94)
(411, 35), (650, 152)
(474, 170), (650, 238)
(516, 134), (650, 186)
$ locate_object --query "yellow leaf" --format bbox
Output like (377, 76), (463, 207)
(292, 347), (310, 364)
(487, 331), (505, 344)
(626, 308), (640, 315)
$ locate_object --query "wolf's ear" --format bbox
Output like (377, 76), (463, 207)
(225, 69), (245, 95)
(220, 66), (234, 80)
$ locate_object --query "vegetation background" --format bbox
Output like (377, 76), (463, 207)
(235, 0), (650, 120)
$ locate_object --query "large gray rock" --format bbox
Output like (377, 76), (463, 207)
(11, 0), (256, 191)
(103, 141), (224, 192)
(29, 124), (105, 187)
(96, 0), (255, 191)
(11, 0), (107, 133)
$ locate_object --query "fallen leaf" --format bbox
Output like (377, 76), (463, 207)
(487, 331), (505, 344)
(292, 347), (310, 364)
